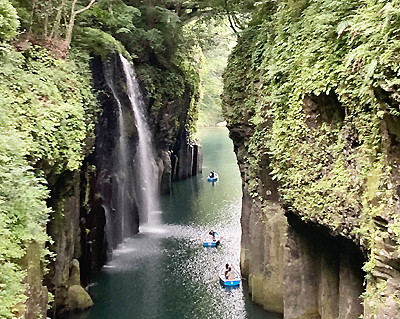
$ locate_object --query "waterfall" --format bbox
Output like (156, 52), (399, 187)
(102, 54), (160, 253)
(103, 62), (136, 246)
(119, 55), (160, 225)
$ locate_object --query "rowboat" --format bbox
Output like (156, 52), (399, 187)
(202, 231), (220, 247)
(207, 172), (219, 182)
(219, 266), (241, 287)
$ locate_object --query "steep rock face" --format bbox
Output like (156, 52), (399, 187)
(284, 214), (365, 319)
(45, 53), (201, 314)
(22, 242), (49, 319)
(77, 54), (202, 296)
(229, 118), (365, 317)
(222, 8), (400, 319)
(45, 169), (94, 314)
(222, 2), (400, 318)
(228, 120), (366, 319)
(170, 130), (203, 183)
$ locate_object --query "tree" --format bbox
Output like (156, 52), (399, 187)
(65, 0), (96, 47)
(0, 0), (19, 43)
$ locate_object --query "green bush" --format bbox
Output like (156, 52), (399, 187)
(0, 44), (97, 317)
(223, 1), (400, 310)
(0, 0), (19, 43)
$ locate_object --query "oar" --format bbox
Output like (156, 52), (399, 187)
(205, 277), (219, 284)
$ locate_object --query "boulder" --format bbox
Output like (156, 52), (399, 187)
(69, 259), (81, 287)
(65, 285), (94, 311)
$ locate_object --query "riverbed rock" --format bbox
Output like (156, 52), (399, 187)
(65, 285), (94, 311)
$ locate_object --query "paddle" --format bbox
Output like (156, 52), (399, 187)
(205, 277), (219, 284)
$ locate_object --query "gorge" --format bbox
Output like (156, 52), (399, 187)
(2, 1), (400, 319)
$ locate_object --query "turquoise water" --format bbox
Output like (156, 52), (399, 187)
(65, 127), (282, 319)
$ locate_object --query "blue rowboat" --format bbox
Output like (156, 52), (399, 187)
(207, 173), (219, 182)
(202, 232), (220, 247)
(219, 267), (241, 287)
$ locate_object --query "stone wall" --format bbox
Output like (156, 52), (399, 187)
(228, 122), (366, 319)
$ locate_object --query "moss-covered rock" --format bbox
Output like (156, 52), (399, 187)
(65, 285), (94, 311)
(223, 1), (400, 318)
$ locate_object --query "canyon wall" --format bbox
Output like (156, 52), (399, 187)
(222, 1), (400, 318)
(2, 1), (204, 316)
(44, 54), (202, 313)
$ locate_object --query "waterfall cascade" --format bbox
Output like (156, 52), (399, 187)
(102, 54), (160, 251)
(120, 55), (160, 224)
(103, 64), (134, 246)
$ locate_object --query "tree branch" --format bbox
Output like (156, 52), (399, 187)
(225, 0), (237, 33)
(74, 0), (96, 15)
(65, 0), (97, 48)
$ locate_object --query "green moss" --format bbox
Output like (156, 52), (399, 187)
(0, 43), (97, 317)
(223, 0), (400, 312)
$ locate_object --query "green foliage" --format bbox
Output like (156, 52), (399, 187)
(136, 63), (186, 110)
(75, 1), (183, 61)
(0, 0), (19, 43)
(75, 0), (202, 134)
(0, 44), (97, 317)
(74, 27), (129, 58)
(1, 46), (94, 174)
(76, 0), (141, 57)
(223, 0), (400, 308)
(196, 19), (235, 127)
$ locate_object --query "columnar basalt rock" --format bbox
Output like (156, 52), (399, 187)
(45, 170), (94, 314)
(229, 128), (367, 318)
(44, 53), (202, 314)
(170, 130), (203, 183)
(224, 95), (400, 319)
(22, 241), (49, 319)
(223, 40), (373, 319)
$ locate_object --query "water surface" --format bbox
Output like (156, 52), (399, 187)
(66, 127), (282, 319)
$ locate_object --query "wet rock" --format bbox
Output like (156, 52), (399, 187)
(65, 285), (94, 311)
(69, 259), (81, 287)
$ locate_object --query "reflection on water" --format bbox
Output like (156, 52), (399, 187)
(64, 127), (282, 319)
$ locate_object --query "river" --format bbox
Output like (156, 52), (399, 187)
(66, 127), (282, 319)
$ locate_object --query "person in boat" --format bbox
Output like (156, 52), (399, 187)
(224, 263), (230, 277)
(209, 230), (216, 241)
(226, 267), (236, 280)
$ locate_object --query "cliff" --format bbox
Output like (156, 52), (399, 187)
(1, 0), (203, 316)
(44, 53), (202, 314)
(222, 1), (400, 318)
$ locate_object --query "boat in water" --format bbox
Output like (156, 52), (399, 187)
(207, 171), (219, 182)
(202, 231), (220, 247)
(219, 266), (241, 287)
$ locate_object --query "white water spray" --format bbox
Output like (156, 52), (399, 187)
(104, 63), (133, 243)
(120, 55), (160, 226)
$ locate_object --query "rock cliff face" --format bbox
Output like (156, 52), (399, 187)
(45, 168), (93, 315)
(222, 2), (400, 317)
(45, 54), (202, 313)
(229, 122), (365, 319)
(224, 90), (400, 318)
